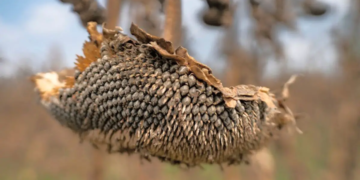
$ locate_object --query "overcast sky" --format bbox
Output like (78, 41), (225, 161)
(0, 0), (350, 78)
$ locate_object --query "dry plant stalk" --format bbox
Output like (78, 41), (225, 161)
(105, 0), (122, 28)
(163, 0), (182, 47)
(31, 22), (297, 167)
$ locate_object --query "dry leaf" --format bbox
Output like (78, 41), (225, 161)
(130, 23), (174, 54)
(281, 74), (300, 101)
(87, 22), (103, 44)
(30, 72), (65, 101)
(75, 22), (103, 72)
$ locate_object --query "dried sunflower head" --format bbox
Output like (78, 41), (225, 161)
(31, 22), (298, 167)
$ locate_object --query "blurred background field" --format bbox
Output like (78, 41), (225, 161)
(0, 0), (359, 180)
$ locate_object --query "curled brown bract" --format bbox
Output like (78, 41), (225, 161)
(130, 23), (174, 54)
(75, 22), (103, 73)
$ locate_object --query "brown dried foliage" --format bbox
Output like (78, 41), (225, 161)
(75, 22), (103, 72)
(202, 0), (233, 27)
(30, 72), (63, 101)
(59, 0), (106, 27)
